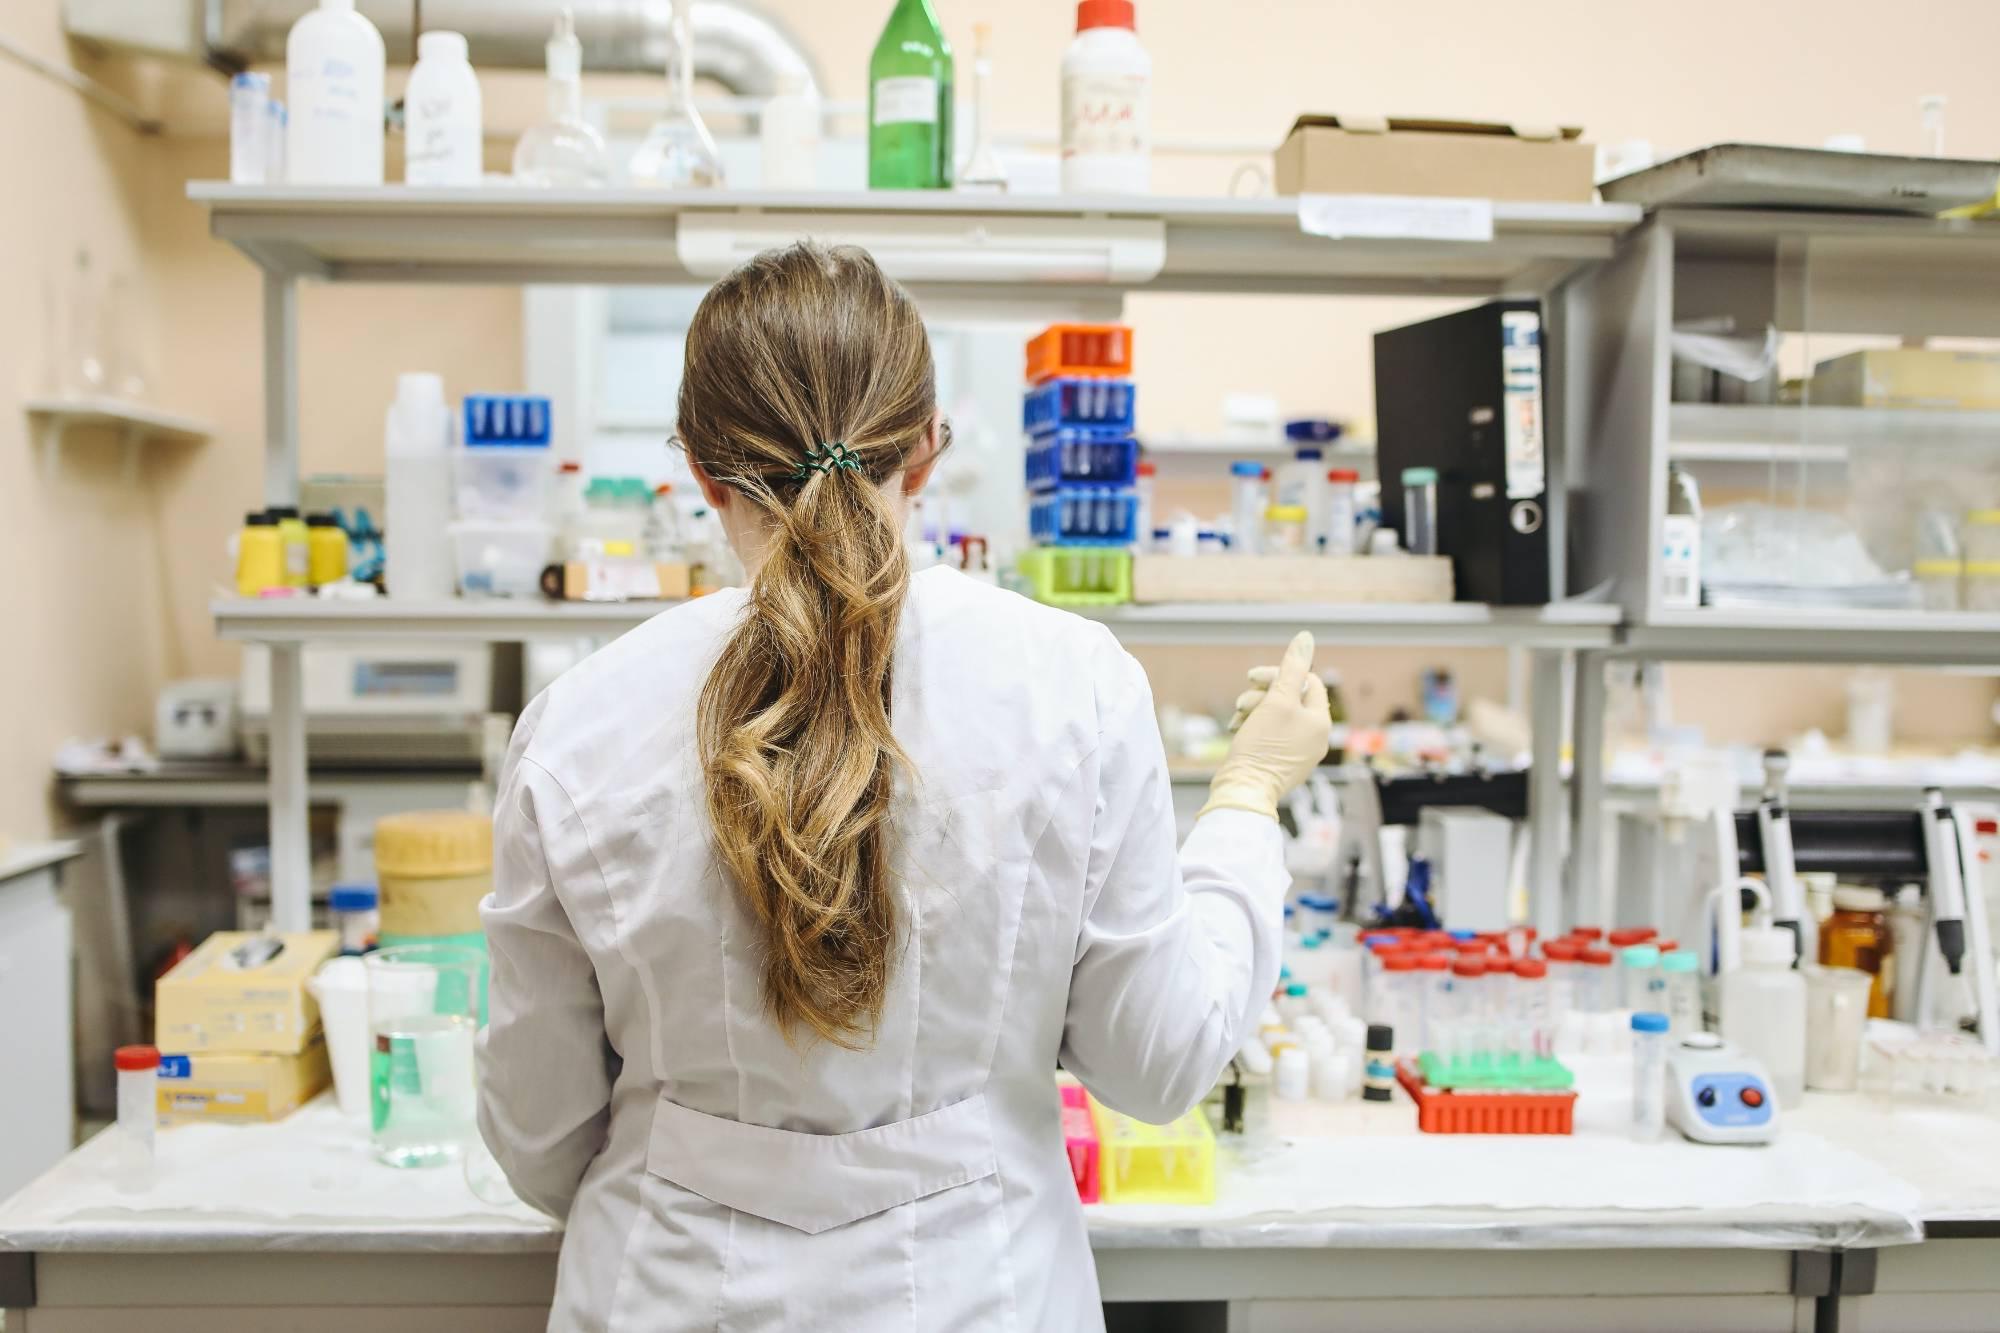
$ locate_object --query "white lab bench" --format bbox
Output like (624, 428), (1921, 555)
(10, 1093), (1995, 1333)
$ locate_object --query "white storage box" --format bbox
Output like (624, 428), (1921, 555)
(455, 446), (553, 520)
(450, 518), (552, 597)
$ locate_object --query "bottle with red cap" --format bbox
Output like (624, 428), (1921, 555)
(1060, 0), (1151, 194)
(113, 1045), (161, 1189)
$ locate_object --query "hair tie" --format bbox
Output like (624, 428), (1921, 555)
(788, 441), (863, 483)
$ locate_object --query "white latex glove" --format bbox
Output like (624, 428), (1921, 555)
(1226, 664), (1285, 733)
(1200, 631), (1332, 821)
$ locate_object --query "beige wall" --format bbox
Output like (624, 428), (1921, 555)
(8, 0), (2000, 844)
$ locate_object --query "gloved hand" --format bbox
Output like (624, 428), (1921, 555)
(1200, 631), (1331, 821)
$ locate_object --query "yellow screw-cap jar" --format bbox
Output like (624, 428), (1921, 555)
(373, 810), (493, 945)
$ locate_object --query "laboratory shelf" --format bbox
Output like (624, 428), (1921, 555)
(26, 396), (212, 479)
(186, 184), (1641, 298)
(1668, 403), (2000, 464)
(211, 597), (666, 644)
(1615, 609), (2000, 666)
(1079, 601), (1621, 648)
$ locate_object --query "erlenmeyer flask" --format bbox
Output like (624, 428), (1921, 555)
(629, 6), (724, 189)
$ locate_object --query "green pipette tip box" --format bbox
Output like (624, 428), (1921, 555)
(1418, 1051), (1575, 1091)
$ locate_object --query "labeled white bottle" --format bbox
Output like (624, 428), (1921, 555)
(285, 0), (385, 186)
(760, 73), (821, 189)
(1059, 0), (1150, 195)
(384, 373), (457, 601)
(1719, 926), (1808, 1108)
(404, 30), (483, 185)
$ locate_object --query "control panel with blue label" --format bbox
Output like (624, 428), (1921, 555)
(1667, 1035), (1780, 1144)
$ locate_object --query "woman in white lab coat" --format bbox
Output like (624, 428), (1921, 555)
(478, 241), (1330, 1333)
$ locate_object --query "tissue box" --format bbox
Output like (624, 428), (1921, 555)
(1275, 115), (1594, 202)
(155, 931), (339, 1054)
(157, 1035), (331, 1123)
(1812, 349), (2000, 410)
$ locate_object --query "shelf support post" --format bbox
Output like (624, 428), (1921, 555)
(1565, 649), (1609, 929)
(262, 267), (308, 927)
(263, 271), (299, 507)
(1527, 648), (1568, 936)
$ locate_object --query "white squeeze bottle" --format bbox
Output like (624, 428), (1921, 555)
(1719, 926), (1808, 1108)
(760, 72), (822, 190)
(404, 30), (484, 185)
(286, 0), (386, 185)
(384, 373), (457, 601)
(1059, 0), (1150, 195)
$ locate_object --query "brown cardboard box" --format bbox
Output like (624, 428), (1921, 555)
(1275, 115), (1595, 202)
(155, 931), (340, 1054)
(1812, 348), (2000, 410)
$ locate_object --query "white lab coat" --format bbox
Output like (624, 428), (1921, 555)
(479, 566), (1287, 1332)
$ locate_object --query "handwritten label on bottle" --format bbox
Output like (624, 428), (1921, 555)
(1062, 74), (1148, 158)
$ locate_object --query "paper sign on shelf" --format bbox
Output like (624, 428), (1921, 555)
(1296, 194), (1495, 243)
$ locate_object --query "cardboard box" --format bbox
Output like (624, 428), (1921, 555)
(155, 931), (340, 1054)
(548, 559), (692, 601)
(157, 1034), (331, 1123)
(1812, 348), (2000, 410)
(1275, 115), (1594, 203)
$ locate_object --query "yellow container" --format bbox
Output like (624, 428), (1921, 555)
(158, 1034), (331, 1122)
(270, 505), (310, 588)
(306, 513), (348, 586)
(235, 511), (284, 596)
(1016, 547), (1133, 606)
(374, 810), (494, 945)
(1087, 1094), (1217, 1205)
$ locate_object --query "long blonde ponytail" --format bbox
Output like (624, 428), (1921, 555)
(676, 242), (940, 1048)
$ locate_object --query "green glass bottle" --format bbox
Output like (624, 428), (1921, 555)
(867, 0), (953, 189)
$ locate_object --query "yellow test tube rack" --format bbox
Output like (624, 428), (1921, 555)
(1087, 1094), (1217, 1205)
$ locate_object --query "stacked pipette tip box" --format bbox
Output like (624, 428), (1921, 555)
(1017, 324), (1138, 605)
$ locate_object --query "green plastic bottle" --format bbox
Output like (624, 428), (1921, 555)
(867, 0), (953, 189)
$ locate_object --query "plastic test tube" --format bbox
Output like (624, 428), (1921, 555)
(1383, 953), (1420, 1056)
(1324, 468), (1360, 555)
(1230, 461), (1267, 555)
(1400, 466), (1439, 556)
(114, 1044), (162, 1190)
(1512, 958), (1551, 1061)
(1541, 938), (1581, 1018)
(1577, 947), (1615, 1012)
(1621, 944), (1663, 1011)
(1450, 955), (1487, 1070)
(1631, 1012), (1670, 1141)
(1416, 952), (1450, 1055)
(1660, 948), (1702, 1037)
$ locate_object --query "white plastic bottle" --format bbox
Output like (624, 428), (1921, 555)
(761, 73), (822, 189)
(285, 0), (385, 186)
(404, 31), (483, 186)
(1719, 926), (1808, 1108)
(1059, 0), (1150, 195)
(384, 373), (457, 601)
(230, 73), (269, 184)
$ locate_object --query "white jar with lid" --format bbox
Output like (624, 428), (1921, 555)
(1060, 0), (1150, 194)
(404, 30), (484, 185)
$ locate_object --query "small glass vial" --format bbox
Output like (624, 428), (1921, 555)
(329, 882), (380, 956)
(1621, 943), (1663, 1011)
(1661, 948), (1702, 1038)
(113, 1045), (161, 1191)
(1324, 467), (1360, 555)
(1363, 1023), (1396, 1102)
(1400, 466), (1439, 556)
(1631, 1012), (1670, 1142)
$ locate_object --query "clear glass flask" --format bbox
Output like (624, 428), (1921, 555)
(629, 6), (724, 189)
(513, 9), (611, 187)
(956, 20), (1006, 191)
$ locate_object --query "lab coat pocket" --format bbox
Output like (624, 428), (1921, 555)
(645, 1092), (1000, 1235)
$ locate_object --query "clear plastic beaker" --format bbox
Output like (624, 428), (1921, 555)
(1804, 965), (1871, 1092)
(366, 943), (487, 1168)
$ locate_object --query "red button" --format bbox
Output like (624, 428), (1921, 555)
(1740, 1087), (1765, 1108)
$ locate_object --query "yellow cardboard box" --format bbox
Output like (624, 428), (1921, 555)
(157, 1033), (331, 1122)
(155, 931), (339, 1054)
(1813, 348), (2000, 410)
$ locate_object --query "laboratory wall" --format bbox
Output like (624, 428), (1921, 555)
(0, 3), (173, 843)
(8, 0), (2000, 846)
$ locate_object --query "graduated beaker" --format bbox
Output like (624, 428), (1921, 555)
(367, 943), (486, 1167)
(1804, 965), (1872, 1092)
